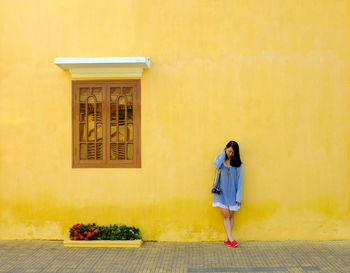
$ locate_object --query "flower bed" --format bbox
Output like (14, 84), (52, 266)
(63, 223), (143, 248)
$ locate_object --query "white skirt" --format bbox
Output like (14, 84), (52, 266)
(212, 201), (241, 211)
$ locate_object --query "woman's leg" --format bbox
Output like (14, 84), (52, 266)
(229, 211), (235, 239)
(220, 207), (233, 242)
(224, 210), (235, 241)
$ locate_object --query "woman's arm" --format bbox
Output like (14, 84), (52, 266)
(213, 149), (226, 169)
(235, 164), (243, 203)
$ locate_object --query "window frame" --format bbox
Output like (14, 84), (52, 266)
(72, 79), (141, 168)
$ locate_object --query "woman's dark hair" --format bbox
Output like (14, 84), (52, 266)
(225, 140), (242, 167)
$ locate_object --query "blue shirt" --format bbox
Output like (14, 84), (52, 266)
(213, 149), (243, 204)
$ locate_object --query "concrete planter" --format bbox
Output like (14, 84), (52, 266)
(63, 239), (143, 248)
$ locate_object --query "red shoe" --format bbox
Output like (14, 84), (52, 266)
(224, 240), (231, 246)
(231, 240), (238, 247)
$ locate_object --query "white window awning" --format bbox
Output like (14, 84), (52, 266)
(54, 57), (151, 78)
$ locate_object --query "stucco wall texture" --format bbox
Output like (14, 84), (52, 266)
(0, 0), (349, 241)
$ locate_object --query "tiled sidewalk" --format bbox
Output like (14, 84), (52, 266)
(0, 240), (349, 273)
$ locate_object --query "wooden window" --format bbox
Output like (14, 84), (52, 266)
(72, 80), (141, 168)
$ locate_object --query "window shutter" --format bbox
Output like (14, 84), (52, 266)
(72, 80), (140, 168)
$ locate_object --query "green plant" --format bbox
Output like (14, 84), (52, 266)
(69, 223), (142, 240)
(97, 224), (142, 240)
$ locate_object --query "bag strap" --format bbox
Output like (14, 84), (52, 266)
(212, 168), (220, 187)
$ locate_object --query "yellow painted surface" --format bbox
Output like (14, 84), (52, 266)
(0, 0), (349, 241)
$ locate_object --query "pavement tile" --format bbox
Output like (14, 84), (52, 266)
(0, 240), (349, 273)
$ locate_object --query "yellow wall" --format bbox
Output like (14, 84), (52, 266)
(0, 0), (349, 241)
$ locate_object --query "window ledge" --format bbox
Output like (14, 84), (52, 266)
(55, 57), (151, 78)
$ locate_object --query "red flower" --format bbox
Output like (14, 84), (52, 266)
(84, 237), (88, 240)
(94, 230), (98, 233)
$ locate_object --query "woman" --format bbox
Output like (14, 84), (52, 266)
(212, 140), (243, 247)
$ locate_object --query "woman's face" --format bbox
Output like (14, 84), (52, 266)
(225, 147), (234, 158)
